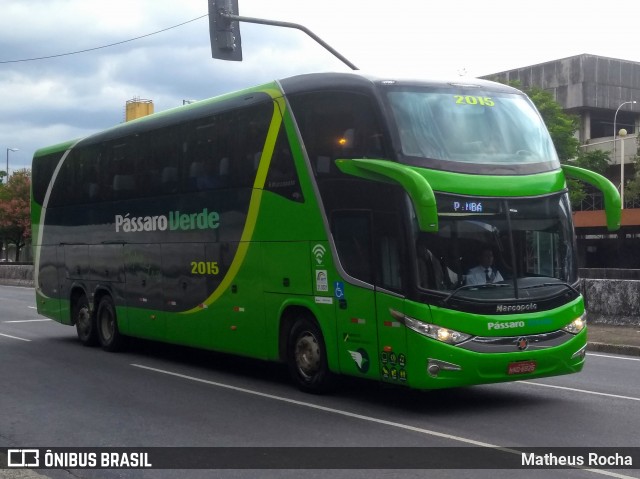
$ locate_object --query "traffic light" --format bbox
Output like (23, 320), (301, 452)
(208, 0), (243, 61)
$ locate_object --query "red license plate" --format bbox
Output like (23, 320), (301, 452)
(507, 360), (537, 375)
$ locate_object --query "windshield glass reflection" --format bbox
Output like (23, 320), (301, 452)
(414, 193), (577, 301)
(386, 88), (559, 168)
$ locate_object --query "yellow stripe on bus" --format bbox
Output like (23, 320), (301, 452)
(181, 94), (286, 314)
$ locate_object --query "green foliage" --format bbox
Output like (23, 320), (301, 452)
(0, 169), (31, 261)
(567, 149), (611, 207)
(625, 141), (640, 203)
(574, 149), (610, 175)
(494, 79), (611, 209)
(524, 86), (580, 162)
(499, 80), (581, 162)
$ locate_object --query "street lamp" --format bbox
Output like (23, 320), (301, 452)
(613, 100), (636, 208)
(5, 147), (18, 183)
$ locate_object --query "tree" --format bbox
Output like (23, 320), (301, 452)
(624, 135), (640, 204)
(0, 169), (31, 262)
(497, 80), (607, 207)
(568, 149), (611, 208)
(524, 86), (581, 162)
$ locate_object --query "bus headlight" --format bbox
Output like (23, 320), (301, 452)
(399, 315), (472, 345)
(563, 314), (586, 335)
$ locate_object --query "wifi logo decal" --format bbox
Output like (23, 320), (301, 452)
(312, 244), (326, 265)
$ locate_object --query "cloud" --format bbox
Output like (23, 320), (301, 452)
(1, 0), (640, 172)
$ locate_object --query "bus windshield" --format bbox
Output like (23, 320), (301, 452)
(385, 87), (559, 169)
(414, 193), (577, 302)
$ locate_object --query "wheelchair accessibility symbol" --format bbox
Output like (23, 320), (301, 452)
(334, 281), (345, 299)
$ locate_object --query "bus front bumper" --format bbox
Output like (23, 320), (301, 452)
(399, 328), (587, 390)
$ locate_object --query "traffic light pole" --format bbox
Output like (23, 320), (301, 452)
(219, 10), (358, 71)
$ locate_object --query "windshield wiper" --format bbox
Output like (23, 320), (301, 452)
(519, 281), (580, 295)
(443, 283), (509, 304)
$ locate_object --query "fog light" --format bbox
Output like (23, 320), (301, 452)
(427, 358), (462, 377)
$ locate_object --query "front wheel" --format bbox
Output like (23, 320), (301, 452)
(96, 295), (125, 352)
(287, 316), (335, 394)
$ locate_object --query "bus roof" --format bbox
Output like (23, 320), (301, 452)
(278, 71), (521, 96)
(33, 72), (522, 159)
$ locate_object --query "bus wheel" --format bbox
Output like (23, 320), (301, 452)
(96, 295), (125, 352)
(74, 295), (98, 347)
(287, 317), (335, 394)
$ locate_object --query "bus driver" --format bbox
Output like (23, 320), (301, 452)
(466, 248), (504, 285)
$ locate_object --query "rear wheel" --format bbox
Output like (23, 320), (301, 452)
(96, 295), (125, 352)
(287, 316), (335, 394)
(74, 294), (97, 346)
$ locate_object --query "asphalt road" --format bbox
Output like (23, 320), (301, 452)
(1, 285), (638, 479)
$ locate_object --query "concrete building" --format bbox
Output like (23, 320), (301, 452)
(484, 54), (640, 268)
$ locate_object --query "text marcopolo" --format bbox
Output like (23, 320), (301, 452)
(115, 208), (220, 233)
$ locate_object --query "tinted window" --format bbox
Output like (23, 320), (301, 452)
(265, 127), (303, 202)
(47, 101), (275, 206)
(32, 151), (64, 206)
(288, 91), (388, 177)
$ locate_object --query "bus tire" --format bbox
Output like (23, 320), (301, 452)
(96, 295), (125, 352)
(74, 294), (98, 347)
(287, 316), (335, 394)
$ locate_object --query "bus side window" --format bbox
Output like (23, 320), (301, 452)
(112, 174), (135, 200)
(265, 127), (303, 202)
(374, 212), (405, 292)
(287, 91), (388, 178)
(331, 211), (373, 283)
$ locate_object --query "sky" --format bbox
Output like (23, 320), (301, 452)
(2, 0), (640, 173)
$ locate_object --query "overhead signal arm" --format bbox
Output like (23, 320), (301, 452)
(209, 0), (358, 70)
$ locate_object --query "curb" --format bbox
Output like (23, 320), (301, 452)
(587, 342), (640, 357)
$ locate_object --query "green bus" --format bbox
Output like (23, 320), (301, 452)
(32, 72), (620, 393)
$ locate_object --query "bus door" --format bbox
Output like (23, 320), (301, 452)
(332, 210), (408, 384)
(374, 293), (408, 385)
(373, 211), (409, 385)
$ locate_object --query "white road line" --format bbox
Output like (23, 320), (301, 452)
(0, 333), (31, 342)
(588, 352), (640, 362)
(132, 363), (635, 479)
(521, 381), (640, 402)
(4, 319), (51, 323)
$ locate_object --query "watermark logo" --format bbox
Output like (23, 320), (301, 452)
(8, 449), (39, 467)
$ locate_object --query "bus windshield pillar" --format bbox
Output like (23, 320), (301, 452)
(336, 158), (438, 232)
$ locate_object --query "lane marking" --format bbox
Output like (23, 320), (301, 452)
(0, 333), (31, 342)
(132, 363), (635, 479)
(4, 319), (51, 323)
(587, 352), (640, 362)
(520, 381), (640, 402)
(131, 363), (501, 446)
